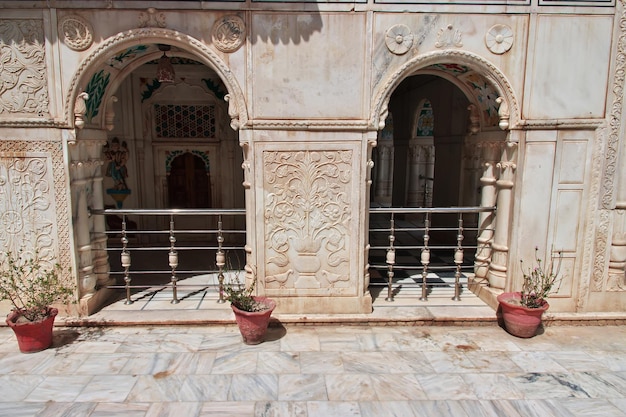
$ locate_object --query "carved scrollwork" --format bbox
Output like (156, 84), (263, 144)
(212, 15), (245, 53)
(0, 19), (49, 116)
(435, 24), (463, 48)
(385, 24), (414, 55)
(138, 8), (166, 28)
(59, 15), (94, 51)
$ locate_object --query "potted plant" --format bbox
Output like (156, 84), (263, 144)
(0, 251), (74, 353)
(224, 271), (276, 345)
(497, 247), (562, 338)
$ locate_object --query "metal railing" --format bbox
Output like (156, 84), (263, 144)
(92, 206), (494, 305)
(368, 206), (495, 302)
(91, 208), (246, 305)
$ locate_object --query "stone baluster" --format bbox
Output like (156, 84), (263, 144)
(385, 214), (396, 302)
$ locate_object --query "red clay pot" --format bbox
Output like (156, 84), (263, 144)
(231, 297), (276, 345)
(497, 292), (548, 338)
(6, 308), (58, 353)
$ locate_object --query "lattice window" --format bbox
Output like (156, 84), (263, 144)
(154, 104), (216, 138)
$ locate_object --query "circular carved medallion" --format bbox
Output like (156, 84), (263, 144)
(385, 24), (414, 55)
(212, 15), (246, 53)
(485, 24), (513, 55)
(59, 15), (94, 51)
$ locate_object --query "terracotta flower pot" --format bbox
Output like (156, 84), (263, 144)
(497, 292), (549, 338)
(231, 297), (276, 345)
(6, 308), (58, 353)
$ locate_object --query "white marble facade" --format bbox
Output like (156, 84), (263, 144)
(0, 0), (624, 315)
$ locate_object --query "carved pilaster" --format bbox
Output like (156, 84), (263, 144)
(487, 142), (517, 289)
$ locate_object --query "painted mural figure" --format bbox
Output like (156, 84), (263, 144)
(104, 137), (129, 190)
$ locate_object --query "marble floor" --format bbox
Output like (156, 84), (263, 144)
(0, 323), (625, 417)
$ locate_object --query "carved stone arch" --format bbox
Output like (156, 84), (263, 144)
(65, 27), (248, 131)
(371, 50), (520, 134)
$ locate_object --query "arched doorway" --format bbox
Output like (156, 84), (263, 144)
(369, 53), (519, 300)
(168, 152), (211, 209)
(66, 29), (248, 314)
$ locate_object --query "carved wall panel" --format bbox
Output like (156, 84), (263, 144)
(0, 141), (70, 275)
(263, 149), (355, 295)
(0, 20), (49, 117)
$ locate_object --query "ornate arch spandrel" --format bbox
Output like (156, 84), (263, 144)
(370, 50), (520, 135)
(64, 28), (248, 132)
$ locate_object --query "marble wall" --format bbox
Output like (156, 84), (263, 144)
(0, 1), (624, 314)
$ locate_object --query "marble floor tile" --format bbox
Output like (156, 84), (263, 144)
(126, 374), (186, 402)
(35, 401), (97, 417)
(462, 373), (525, 400)
(508, 351), (570, 373)
(457, 399), (520, 417)
(508, 373), (591, 399)
(254, 401), (308, 417)
(0, 403), (45, 417)
(74, 375), (139, 402)
(307, 400), (362, 417)
(0, 351), (54, 374)
(278, 373), (328, 401)
(408, 400), (471, 417)
(415, 374), (477, 400)
(257, 351), (301, 374)
(179, 374), (232, 401)
(356, 331), (401, 351)
(144, 402), (203, 417)
(341, 351), (397, 374)
(369, 373), (427, 400)
(212, 351), (259, 374)
(424, 351), (477, 373)
(554, 398), (626, 417)
(0, 375), (45, 402)
(89, 402), (151, 417)
(25, 375), (92, 402)
(228, 374), (278, 401)
(198, 401), (255, 417)
(279, 330), (321, 352)
(325, 374), (377, 401)
(74, 353), (131, 375)
(299, 351), (344, 374)
(465, 350), (524, 373)
(360, 400), (418, 417)
(547, 351), (610, 372)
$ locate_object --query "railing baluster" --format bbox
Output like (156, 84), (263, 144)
(121, 215), (133, 305)
(169, 214), (180, 304)
(385, 213), (396, 302)
(420, 212), (431, 301)
(452, 213), (464, 301)
(216, 215), (226, 303)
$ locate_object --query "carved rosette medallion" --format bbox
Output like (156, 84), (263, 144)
(211, 15), (245, 53)
(264, 150), (352, 291)
(485, 24), (513, 55)
(0, 19), (49, 115)
(385, 24), (414, 55)
(59, 15), (94, 51)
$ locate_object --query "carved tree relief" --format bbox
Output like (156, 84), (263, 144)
(264, 150), (353, 292)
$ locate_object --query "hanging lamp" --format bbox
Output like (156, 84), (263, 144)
(157, 44), (175, 83)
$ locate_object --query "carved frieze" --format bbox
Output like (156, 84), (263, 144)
(0, 19), (49, 116)
(59, 15), (94, 51)
(264, 150), (353, 292)
(435, 24), (463, 48)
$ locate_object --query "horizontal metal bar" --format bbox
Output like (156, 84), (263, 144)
(91, 208), (246, 216)
(369, 206), (495, 214)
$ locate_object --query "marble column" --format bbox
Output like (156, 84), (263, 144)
(473, 142), (501, 283)
(487, 142), (517, 289)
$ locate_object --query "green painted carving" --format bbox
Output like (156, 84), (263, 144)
(110, 45), (148, 66)
(141, 78), (162, 102)
(201, 78), (226, 101)
(84, 69), (110, 122)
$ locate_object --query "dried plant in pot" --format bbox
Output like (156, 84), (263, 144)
(0, 251), (74, 353)
(224, 269), (275, 345)
(497, 247), (563, 338)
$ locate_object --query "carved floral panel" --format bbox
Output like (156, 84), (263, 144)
(0, 20), (49, 116)
(0, 154), (58, 267)
(263, 150), (354, 294)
